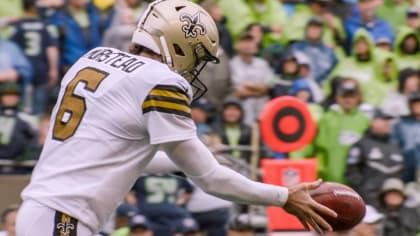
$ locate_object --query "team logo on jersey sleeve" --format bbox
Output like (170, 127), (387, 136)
(54, 212), (77, 236)
(142, 85), (191, 118)
(180, 12), (206, 38)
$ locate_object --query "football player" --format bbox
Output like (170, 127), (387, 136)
(16, 0), (336, 235)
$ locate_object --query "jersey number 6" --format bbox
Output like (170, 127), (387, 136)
(53, 67), (109, 141)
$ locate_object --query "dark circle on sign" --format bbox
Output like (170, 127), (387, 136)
(273, 107), (305, 143)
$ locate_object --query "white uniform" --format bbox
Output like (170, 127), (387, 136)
(20, 47), (196, 233)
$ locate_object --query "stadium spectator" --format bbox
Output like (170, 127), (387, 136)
(313, 78), (370, 183)
(107, 194), (138, 236)
(284, 0), (346, 51)
(405, 170), (420, 207)
(378, 178), (420, 236)
(288, 16), (338, 84)
(377, 0), (411, 32)
(102, 0), (150, 52)
(382, 68), (420, 117)
(391, 92), (420, 182)
(289, 78), (324, 121)
(0, 35), (32, 86)
(227, 214), (254, 236)
(0, 205), (18, 236)
(187, 180), (232, 236)
(269, 52), (300, 98)
(128, 215), (153, 236)
(176, 217), (200, 236)
(102, 4), (137, 52)
(197, 48), (232, 111)
(200, 0), (234, 57)
(49, 0), (103, 71)
(92, 0), (116, 30)
(128, 214), (153, 236)
(244, 23), (269, 53)
(217, 0), (286, 46)
(214, 97), (252, 162)
(394, 26), (420, 70)
(9, 0), (59, 116)
(106, 0), (148, 29)
(321, 76), (342, 110)
(230, 33), (274, 126)
(344, 0), (395, 54)
(111, 214), (153, 236)
(294, 51), (324, 103)
(0, 83), (36, 165)
(345, 108), (404, 208)
(327, 28), (376, 88)
(362, 49), (399, 106)
(191, 98), (214, 139)
(132, 174), (194, 236)
(375, 37), (393, 51)
(405, 7), (420, 31)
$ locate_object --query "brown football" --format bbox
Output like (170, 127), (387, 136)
(309, 182), (366, 231)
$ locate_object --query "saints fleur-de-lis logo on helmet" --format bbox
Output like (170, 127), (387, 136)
(180, 12), (206, 38)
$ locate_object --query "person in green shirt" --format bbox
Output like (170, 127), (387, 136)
(394, 26), (420, 70)
(325, 29), (376, 95)
(218, 0), (286, 46)
(314, 78), (370, 183)
(362, 49), (399, 106)
(215, 97), (252, 163)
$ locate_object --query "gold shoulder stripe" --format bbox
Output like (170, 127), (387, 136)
(144, 95), (189, 107)
(143, 100), (190, 113)
(149, 89), (189, 103)
(142, 85), (191, 118)
(151, 84), (189, 101)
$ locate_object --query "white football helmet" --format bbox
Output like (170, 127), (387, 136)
(131, 0), (220, 100)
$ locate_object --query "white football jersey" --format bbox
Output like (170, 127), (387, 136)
(21, 47), (196, 232)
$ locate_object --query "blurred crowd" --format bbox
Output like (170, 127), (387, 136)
(0, 0), (420, 235)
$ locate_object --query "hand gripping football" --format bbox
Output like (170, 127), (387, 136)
(309, 182), (366, 231)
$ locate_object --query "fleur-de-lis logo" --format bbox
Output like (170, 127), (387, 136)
(57, 222), (75, 235)
(180, 12), (206, 38)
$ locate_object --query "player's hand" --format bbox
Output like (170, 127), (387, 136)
(283, 179), (337, 234)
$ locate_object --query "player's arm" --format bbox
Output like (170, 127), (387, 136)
(160, 137), (336, 233)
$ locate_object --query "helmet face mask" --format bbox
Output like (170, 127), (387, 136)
(131, 0), (220, 101)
